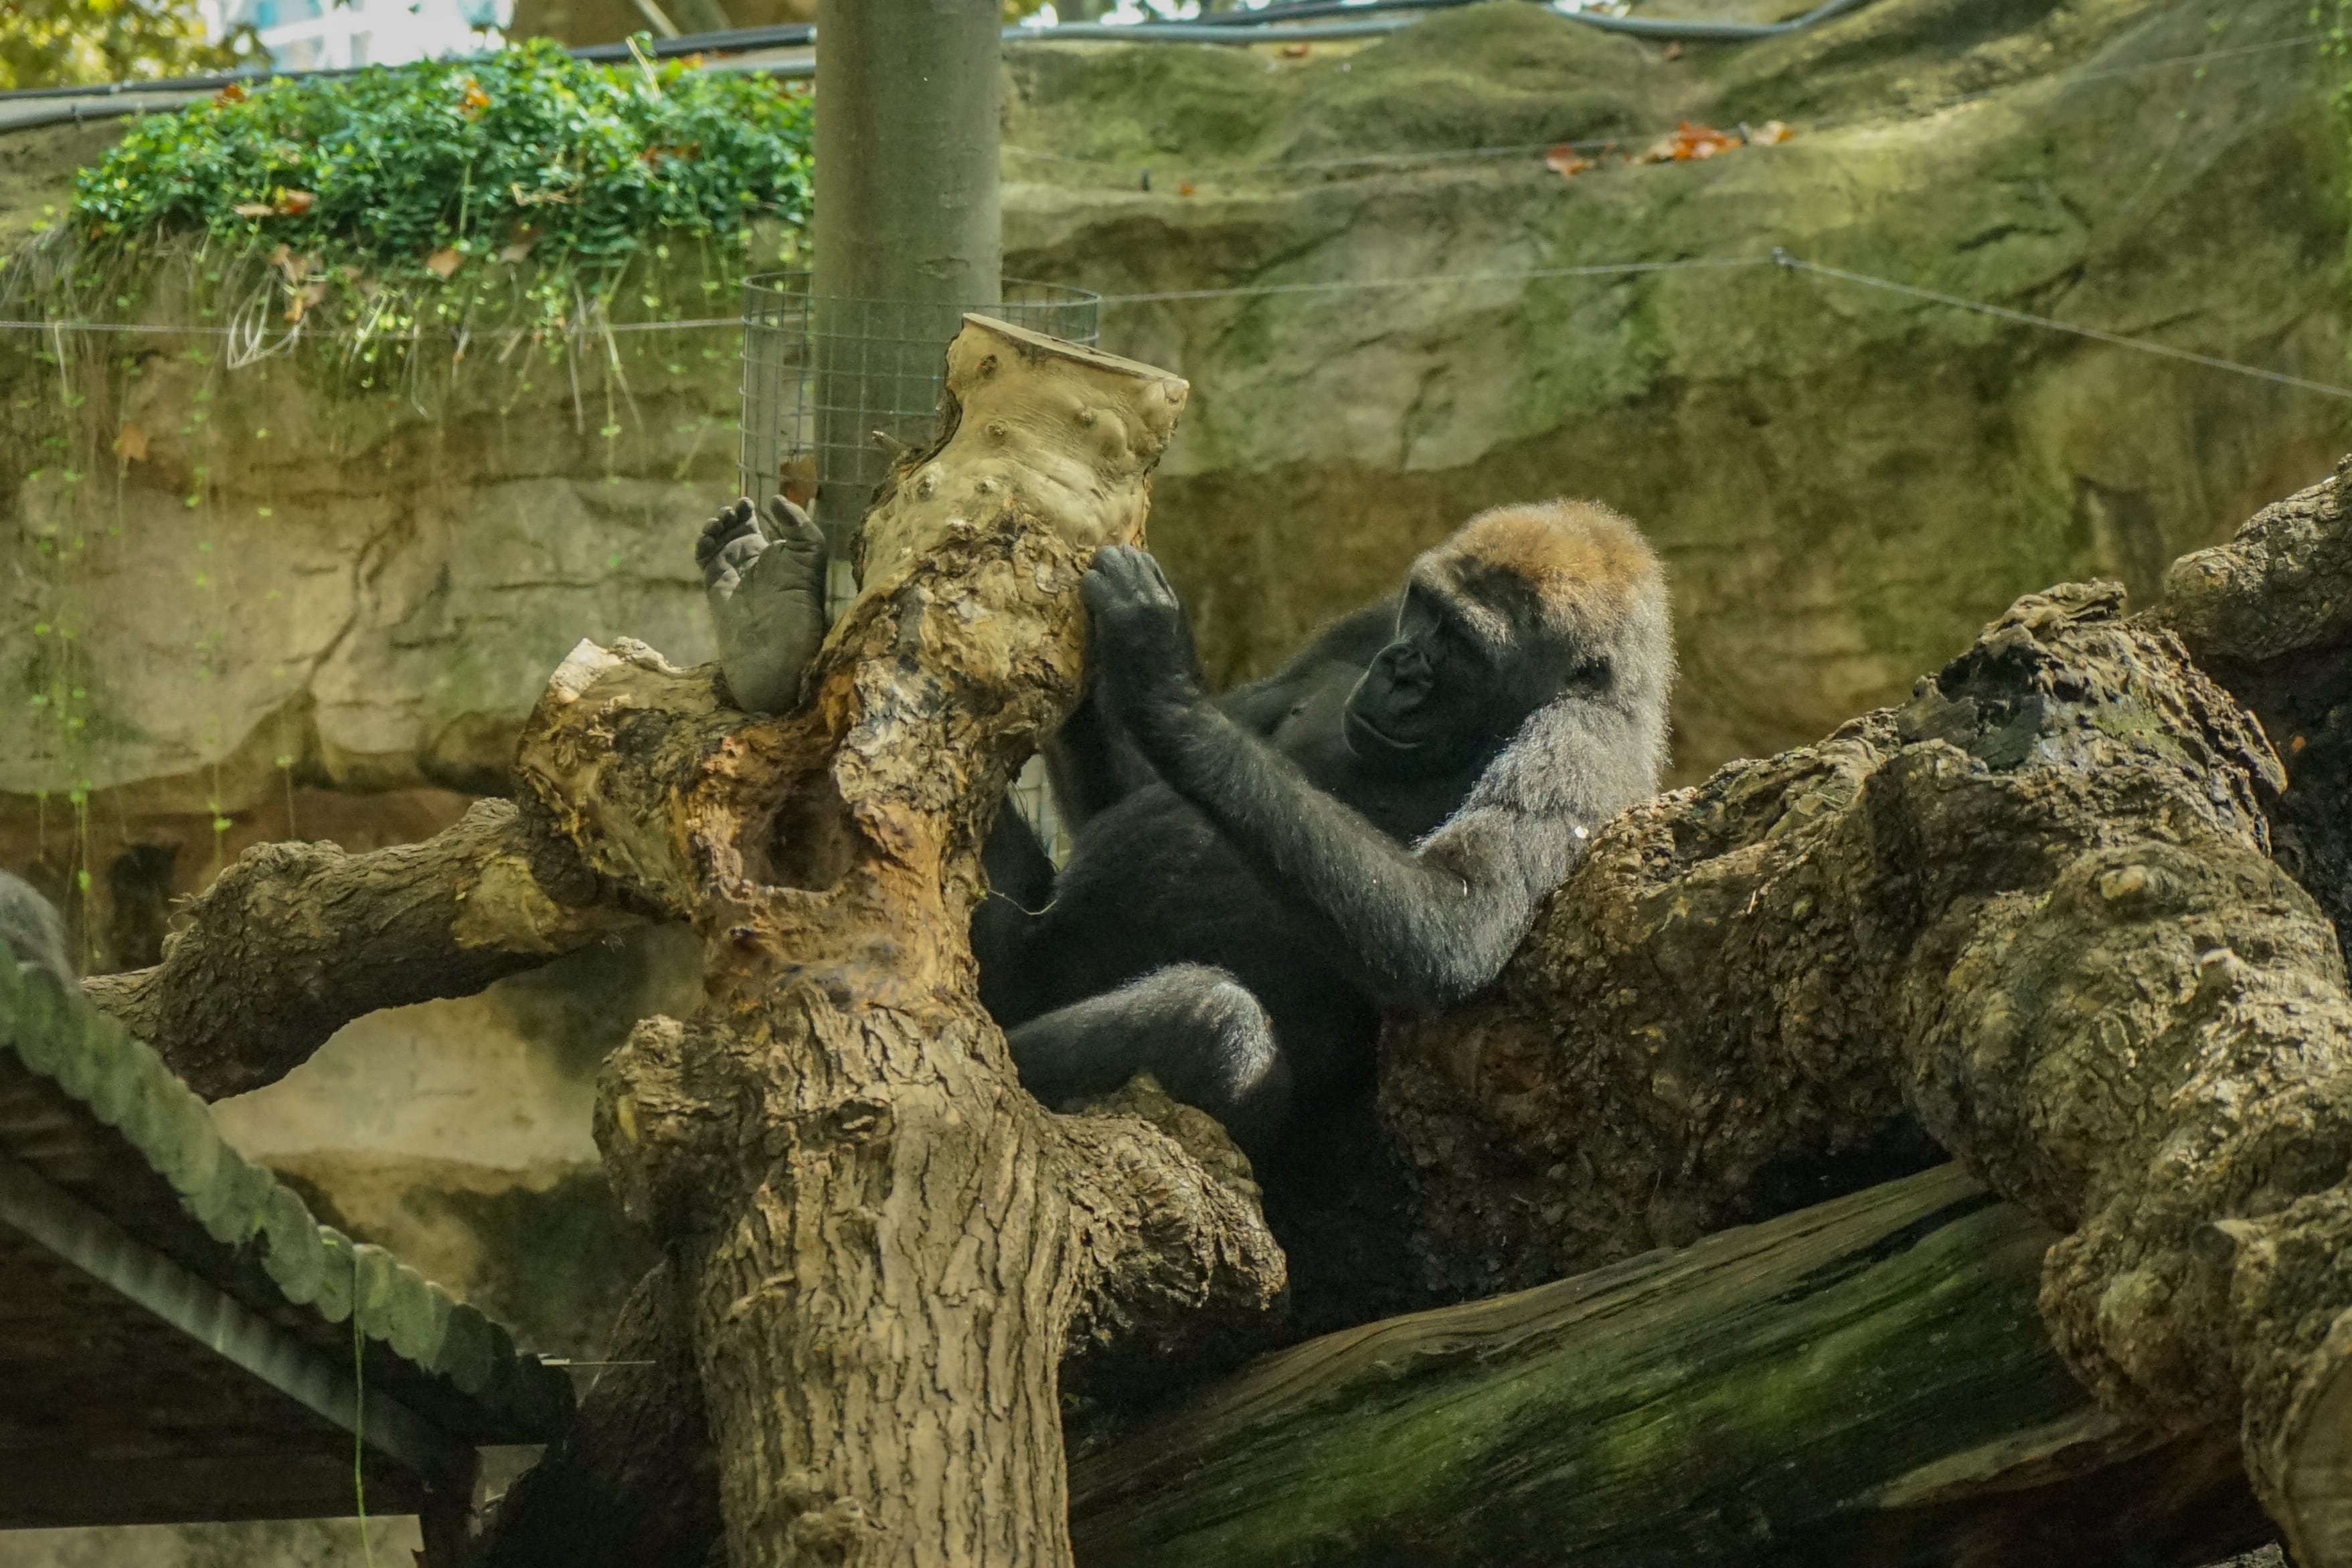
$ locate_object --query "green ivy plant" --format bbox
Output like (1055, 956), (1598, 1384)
(60, 39), (812, 345)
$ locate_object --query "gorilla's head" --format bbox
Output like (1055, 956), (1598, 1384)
(1343, 501), (1671, 778)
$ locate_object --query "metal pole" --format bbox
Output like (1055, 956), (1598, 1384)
(811, 0), (1003, 604)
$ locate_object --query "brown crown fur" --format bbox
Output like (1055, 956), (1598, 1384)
(1408, 500), (1665, 652)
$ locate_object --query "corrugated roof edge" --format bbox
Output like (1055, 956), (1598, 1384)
(0, 941), (577, 1444)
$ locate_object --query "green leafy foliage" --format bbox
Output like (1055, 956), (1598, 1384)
(0, 0), (252, 91)
(68, 39), (812, 331)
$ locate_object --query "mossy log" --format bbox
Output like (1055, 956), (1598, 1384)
(1069, 1163), (2267, 1568)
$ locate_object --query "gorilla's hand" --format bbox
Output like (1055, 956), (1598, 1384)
(696, 495), (828, 714)
(1082, 545), (1207, 727)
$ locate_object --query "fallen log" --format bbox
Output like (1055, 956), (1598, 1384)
(1070, 1163), (2268, 1568)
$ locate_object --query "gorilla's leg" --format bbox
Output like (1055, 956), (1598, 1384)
(697, 496), (829, 715)
(1008, 964), (1292, 1155)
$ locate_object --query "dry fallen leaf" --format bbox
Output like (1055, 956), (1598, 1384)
(1636, 121), (1742, 163)
(1747, 119), (1796, 145)
(1662, 41), (1683, 60)
(1278, 41), (1311, 58)
(1544, 143), (1594, 178)
(425, 246), (463, 280)
(276, 189), (317, 216)
(232, 201), (274, 218)
(1679, 122), (1739, 159)
(284, 280), (328, 324)
(112, 422), (148, 463)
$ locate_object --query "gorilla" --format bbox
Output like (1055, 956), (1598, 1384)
(698, 497), (1674, 1168)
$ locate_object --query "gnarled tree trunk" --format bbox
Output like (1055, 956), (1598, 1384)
(533, 320), (1279, 1568)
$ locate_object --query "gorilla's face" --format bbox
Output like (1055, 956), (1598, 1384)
(1343, 582), (1577, 779)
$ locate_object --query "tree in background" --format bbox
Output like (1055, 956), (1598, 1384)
(0, 0), (256, 89)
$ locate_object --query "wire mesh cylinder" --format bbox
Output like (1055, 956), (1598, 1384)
(738, 274), (1097, 864)
(738, 274), (1101, 553)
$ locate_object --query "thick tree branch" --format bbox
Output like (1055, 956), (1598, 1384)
(81, 798), (639, 1099)
(2157, 456), (2352, 942)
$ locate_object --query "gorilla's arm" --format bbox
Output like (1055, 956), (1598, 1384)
(1047, 594), (1401, 831)
(1082, 551), (1632, 1011)
(1041, 685), (1157, 833)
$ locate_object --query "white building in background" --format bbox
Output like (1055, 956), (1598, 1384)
(214, 0), (511, 70)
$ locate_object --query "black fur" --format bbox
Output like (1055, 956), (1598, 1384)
(978, 503), (1675, 1168)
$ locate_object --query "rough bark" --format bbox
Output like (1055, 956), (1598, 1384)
(1069, 1163), (2268, 1568)
(2158, 458), (2352, 946)
(79, 797), (637, 1099)
(474, 1076), (1271, 1568)
(541, 319), (1278, 1568)
(1382, 470), (2352, 1563)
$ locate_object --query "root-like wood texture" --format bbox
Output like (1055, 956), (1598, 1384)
(537, 320), (1279, 1568)
(80, 798), (635, 1098)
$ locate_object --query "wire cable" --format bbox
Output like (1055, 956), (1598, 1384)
(1099, 254), (1772, 302)
(1768, 249), (2352, 401)
(8, 252), (2345, 404)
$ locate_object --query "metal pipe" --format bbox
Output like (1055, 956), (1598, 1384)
(809, 0), (1002, 576)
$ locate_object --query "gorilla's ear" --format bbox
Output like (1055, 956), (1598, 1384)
(0, 871), (76, 989)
